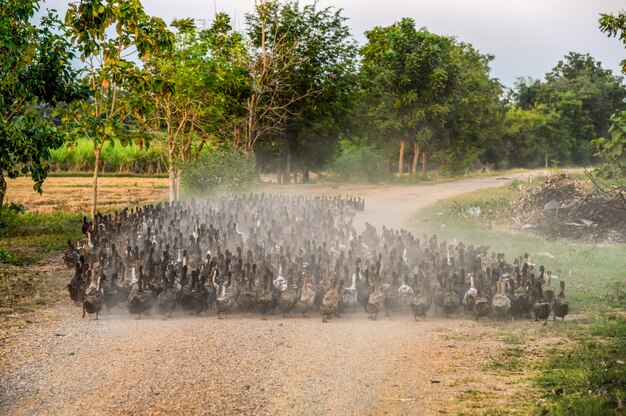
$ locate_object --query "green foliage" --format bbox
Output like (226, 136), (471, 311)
(327, 140), (386, 183)
(599, 11), (626, 74)
(432, 43), (504, 174)
(181, 147), (257, 193)
(504, 53), (625, 168)
(0, 0), (83, 206)
(361, 19), (458, 147)
(245, 1), (359, 175)
(50, 138), (166, 174)
(146, 14), (250, 162)
(593, 110), (626, 178)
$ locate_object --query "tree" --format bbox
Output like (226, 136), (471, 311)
(544, 52), (624, 164)
(431, 42), (504, 173)
(245, 1), (358, 182)
(502, 105), (562, 168)
(0, 0), (83, 208)
(596, 11), (626, 177)
(63, 0), (173, 218)
(360, 19), (459, 177)
(145, 15), (249, 202)
(507, 53), (625, 167)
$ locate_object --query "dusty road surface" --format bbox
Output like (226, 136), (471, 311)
(0, 173), (540, 415)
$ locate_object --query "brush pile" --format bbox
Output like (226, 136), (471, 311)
(510, 172), (626, 243)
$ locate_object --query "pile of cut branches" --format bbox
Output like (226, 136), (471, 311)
(510, 172), (626, 243)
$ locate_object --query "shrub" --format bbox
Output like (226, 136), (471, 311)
(327, 140), (386, 183)
(180, 147), (257, 194)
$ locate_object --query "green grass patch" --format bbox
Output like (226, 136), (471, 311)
(0, 208), (82, 316)
(419, 179), (625, 415)
(536, 315), (625, 415)
(487, 346), (527, 372)
(0, 208), (82, 265)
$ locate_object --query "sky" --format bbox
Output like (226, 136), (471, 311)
(39, 0), (626, 87)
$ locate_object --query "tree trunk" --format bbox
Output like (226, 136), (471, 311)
(302, 169), (310, 183)
(168, 147), (176, 203)
(421, 150), (428, 176)
(398, 139), (405, 176)
(0, 170), (6, 208)
(175, 170), (181, 201)
(411, 142), (420, 179)
(91, 144), (102, 221)
(285, 145), (292, 185)
(545, 152), (548, 168)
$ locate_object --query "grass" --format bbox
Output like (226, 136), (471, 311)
(0, 207), (82, 315)
(0, 208), (82, 265)
(417, 177), (625, 415)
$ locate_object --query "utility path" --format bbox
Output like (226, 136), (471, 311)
(0, 173), (539, 415)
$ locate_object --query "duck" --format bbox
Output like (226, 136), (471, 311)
(552, 281), (569, 321)
(532, 286), (551, 325)
(216, 272), (236, 319)
(463, 273), (478, 314)
(491, 280), (511, 320)
(102, 271), (119, 314)
(297, 276), (316, 318)
(257, 271), (274, 320)
(366, 276), (385, 320)
(473, 282), (490, 320)
(67, 261), (87, 305)
(442, 277), (459, 318)
(342, 270), (358, 312)
(237, 267), (259, 318)
(397, 274), (414, 312)
(320, 277), (340, 322)
(356, 267), (372, 312)
(179, 266), (193, 314)
(411, 278), (431, 321)
(190, 269), (209, 315)
(542, 271), (555, 304)
(82, 270), (104, 319)
(278, 273), (297, 318)
(128, 269), (150, 319)
(155, 265), (178, 318)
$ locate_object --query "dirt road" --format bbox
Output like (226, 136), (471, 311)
(0, 174), (538, 415)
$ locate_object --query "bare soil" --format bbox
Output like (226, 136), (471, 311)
(1, 172), (549, 415)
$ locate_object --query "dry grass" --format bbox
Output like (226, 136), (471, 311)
(5, 176), (169, 214)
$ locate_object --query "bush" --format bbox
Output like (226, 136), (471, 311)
(181, 147), (257, 194)
(327, 140), (386, 183)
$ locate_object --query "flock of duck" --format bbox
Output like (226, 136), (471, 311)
(63, 194), (569, 324)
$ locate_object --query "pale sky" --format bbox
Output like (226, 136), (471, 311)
(39, 0), (626, 87)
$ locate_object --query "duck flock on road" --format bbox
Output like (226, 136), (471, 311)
(63, 194), (569, 324)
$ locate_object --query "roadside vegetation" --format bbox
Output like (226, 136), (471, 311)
(0, 204), (82, 316)
(417, 176), (625, 414)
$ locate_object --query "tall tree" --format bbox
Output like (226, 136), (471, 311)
(432, 42), (504, 173)
(543, 52), (624, 164)
(246, 1), (358, 182)
(145, 15), (249, 202)
(360, 19), (459, 177)
(0, 0), (83, 208)
(63, 0), (173, 219)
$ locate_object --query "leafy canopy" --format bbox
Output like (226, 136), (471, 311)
(0, 0), (83, 198)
